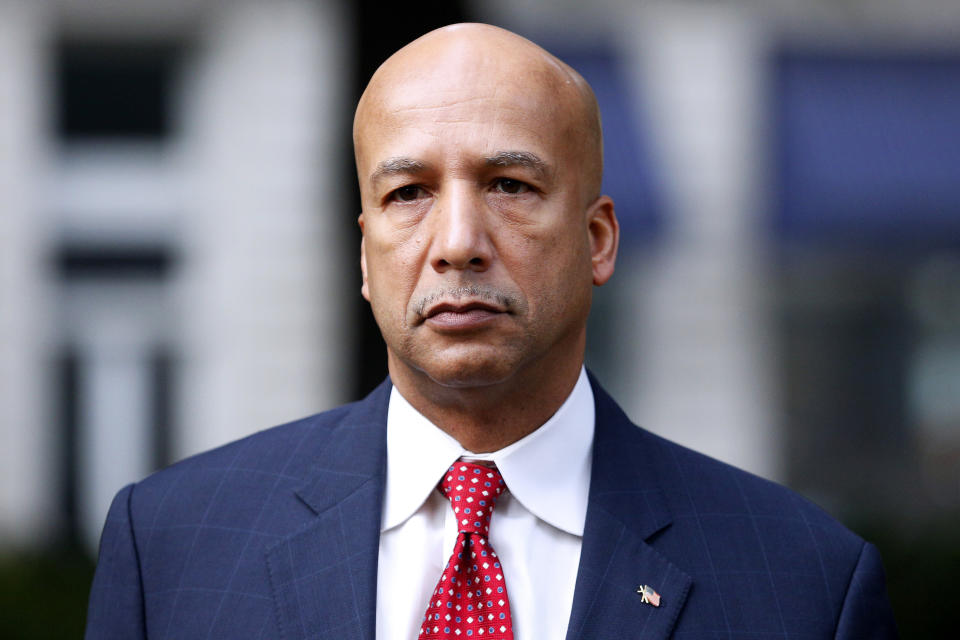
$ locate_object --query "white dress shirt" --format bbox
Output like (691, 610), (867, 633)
(376, 368), (595, 640)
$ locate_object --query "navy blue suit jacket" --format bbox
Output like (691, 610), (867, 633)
(86, 377), (897, 638)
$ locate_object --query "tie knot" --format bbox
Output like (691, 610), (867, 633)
(438, 460), (506, 535)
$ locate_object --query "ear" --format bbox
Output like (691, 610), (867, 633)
(586, 195), (618, 286)
(358, 213), (370, 301)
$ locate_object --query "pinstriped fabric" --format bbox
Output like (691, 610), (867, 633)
(86, 376), (897, 640)
(565, 380), (897, 639)
(87, 381), (392, 640)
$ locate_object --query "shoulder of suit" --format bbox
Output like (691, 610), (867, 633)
(128, 383), (389, 508)
(632, 424), (866, 548)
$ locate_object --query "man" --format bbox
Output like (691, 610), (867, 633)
(86, 24), (898, 639)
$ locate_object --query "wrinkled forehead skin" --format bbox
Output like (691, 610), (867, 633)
(353, 23), (603, 202)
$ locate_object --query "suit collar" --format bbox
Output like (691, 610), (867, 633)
(265, 374), (692, 639)
(294, 378), (391, 516)
(565, 374), (692, 640)
(584, 374), (673, 539)
(267, 379), (391, 640)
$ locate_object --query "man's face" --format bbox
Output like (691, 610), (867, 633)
(356, 45), (615, 391)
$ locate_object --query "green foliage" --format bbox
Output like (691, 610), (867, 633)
(0, 546), (94, 640)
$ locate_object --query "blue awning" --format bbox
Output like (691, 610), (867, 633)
(774, 53), (960, 248)
(552, 46), (662, 242)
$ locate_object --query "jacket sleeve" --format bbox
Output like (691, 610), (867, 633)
(834, 542), (899, 639)
(85, 484), (147, 639)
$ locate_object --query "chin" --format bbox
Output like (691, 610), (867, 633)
(409, 344), (521, 389)
(424, 359), (514, 389)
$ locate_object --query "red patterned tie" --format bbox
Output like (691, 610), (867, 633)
(420, 461), (514, 639)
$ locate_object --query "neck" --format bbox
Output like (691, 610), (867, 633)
(389, 357), (584, 453)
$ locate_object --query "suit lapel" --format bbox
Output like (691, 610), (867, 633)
(566, 378), (692, 640)
(262, 375), (692, 639)
(267, 381), (391, 640)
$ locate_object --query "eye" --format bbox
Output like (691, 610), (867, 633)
(390, 185), (426, 202)
(493, 178), (530, 195)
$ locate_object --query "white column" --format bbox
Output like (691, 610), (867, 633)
(63, 281), (169, 550)
(78, 353), (151, 546)
(0, 1), (55, 544)
(176, 0), (352, 457)
(76, 342), (153, 549)
(616, 3), (780, 479)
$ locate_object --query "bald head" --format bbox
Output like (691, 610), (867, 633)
(354, 23), (604, 202)
(352, 23), (619, 421)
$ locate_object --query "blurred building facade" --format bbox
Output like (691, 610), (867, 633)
(1, 0), (959, 589)
(0, 0), (352, 550)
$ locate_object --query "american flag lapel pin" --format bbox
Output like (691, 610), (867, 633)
(636, 584), (661, 607)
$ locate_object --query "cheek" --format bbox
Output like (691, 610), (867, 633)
(518, 216), (591, 272)
(505, 235), (589, 301)
(516, 225), (593, 309)
(364, 235), (423, 312)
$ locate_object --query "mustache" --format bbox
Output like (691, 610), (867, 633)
(413, 285), (521, 319)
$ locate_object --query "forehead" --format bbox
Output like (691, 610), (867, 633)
(355, 56), (583, 181)
(367, 94), (559, 157)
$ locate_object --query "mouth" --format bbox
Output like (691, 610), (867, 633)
(422, 300), (507, 331)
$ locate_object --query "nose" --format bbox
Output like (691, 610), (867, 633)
(428, 183), (492, 273)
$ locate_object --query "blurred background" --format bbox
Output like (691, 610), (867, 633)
(1, 0), (958, 636)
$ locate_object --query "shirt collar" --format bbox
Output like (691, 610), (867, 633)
(382, 367), (594, 537)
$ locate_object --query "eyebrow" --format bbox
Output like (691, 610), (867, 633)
(369, 151), (552, 188)
(370, 157), (428, 188)
(484, 151), (551, 182)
